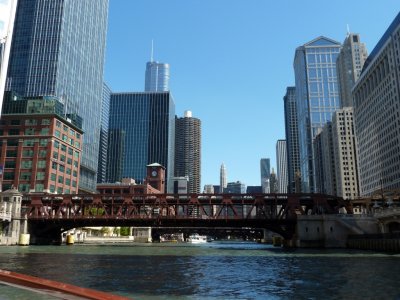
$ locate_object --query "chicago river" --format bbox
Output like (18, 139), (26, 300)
(0, 242), (399, 299)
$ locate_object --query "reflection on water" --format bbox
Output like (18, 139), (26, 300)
(0, 242), (399, 299)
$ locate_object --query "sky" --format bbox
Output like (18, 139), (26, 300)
(104, 0), (400, 188)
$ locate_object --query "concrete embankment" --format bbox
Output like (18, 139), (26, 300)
(0, 269), (130, 299)
(347, 233), (400, 252)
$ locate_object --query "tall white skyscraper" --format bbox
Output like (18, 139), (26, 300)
(220, 163), (227, 193)
(276, 140), (288, 193)
(145, 61), (170, 92)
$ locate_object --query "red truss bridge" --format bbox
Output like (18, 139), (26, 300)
(22, 193), (349, 244)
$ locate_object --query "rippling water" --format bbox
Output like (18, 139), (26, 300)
(0, 242), (399, 299)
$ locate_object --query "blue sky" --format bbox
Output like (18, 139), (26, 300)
(104, 1), (399, 187)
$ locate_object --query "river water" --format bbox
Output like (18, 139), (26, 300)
(0, 242), (399, 299)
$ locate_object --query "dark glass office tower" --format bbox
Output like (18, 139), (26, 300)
(97, 83), (111, 183)
(175, 111), (201, 193)
(284, 87), (300, 193)
(5, 0), (109, 192)
(107, 92), (175, 189)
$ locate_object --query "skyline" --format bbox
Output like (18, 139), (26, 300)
(105, 1), (399, 187)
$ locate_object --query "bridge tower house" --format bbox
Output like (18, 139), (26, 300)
(146, 163), (166, 192)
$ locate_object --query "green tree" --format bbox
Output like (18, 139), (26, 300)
(119, 227), (130, 236)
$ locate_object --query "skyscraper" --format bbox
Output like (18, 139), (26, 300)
(283, 87), (300, 193)
(145, 61), (170, 92)
(175, 110), (201, 193)
(276, 140), (288, 193)
(220, 163), (227, 193)
(97, 83), (111, 183)
(107, 92), (175, 190)
(294, 36), (341, 192)
(336, 33), (368, 108)
(5, 0), (109, 192)
(260, 158), (270, 193)
(353, 12), (400, 196)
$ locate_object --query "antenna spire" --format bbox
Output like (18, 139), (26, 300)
(151, 39), (154, 62)
(346, 24), (350, 36)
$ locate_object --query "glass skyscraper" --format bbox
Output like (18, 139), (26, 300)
(5, 0), (109, 192)
(283, 87), (300, 193)
(97, 83), (111, 183)
(107, 92), (175, 189)
(293, 36), (341, 192)
(145, 61), (170, 92)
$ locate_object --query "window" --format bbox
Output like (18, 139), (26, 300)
(61, 144), (67, 152)
(20, 172), (31, 180)
(6, 150), (17, 157)
(21, 161), (32, 169)
(73, 170), (77, 177)
(7, 139), (18, 146)
(68, 148), (73, 155)
(63, 125), (68, 131)
(74, 141), (80, 148)
(41, 119), (51, 125)
(59, 165), (65, 173)
(4, 172), (14, 180)
(65, 178), (71, 185)
(74, 151), (79, 159)
(50, 173), (56, 181)
(23, 139), (35, 146)
(24, 128), (34, 135)
(40, 139), (47, 146)
(19, 184), (30, 192)
(52, 162), (57, 170)
(53, 152), (58, 159)
(66, 168), (71, 175)
(36, 172), (45, 180)
(67, 158), (72, 165)
(73, 161), (78, 168)
(72, 181), (77, 187)
(25, 119), (37, 125)
(60, 154), (66, 162)
(62, 134), (68, 142)
(69, 129), (75, 136)
(53, 140), (60, 149)
(35, 184), (44, 192)
(69, 138), (74, 146)
(55, 130), (61, 138)
(37, 160), (46, 168)
(65, 189), (70, 194)
(76, 133), (81, 139)
(22, 150), (34, 157)
(39, 150), (47, 157)
(56, 120), (61, 128)
(10, 120), (20, 125)
(9, 129), (20, 135)
(58, 176), (64, 184)
(40, 128), (49, 135)
(5, 161), (16, 168)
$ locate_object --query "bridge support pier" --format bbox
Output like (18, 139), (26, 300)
(132, 227), (152, 243)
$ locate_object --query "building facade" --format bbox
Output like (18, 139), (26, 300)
(269, 169), (278, 193)
(353, 12), (400, 196)
(97, 82), (111, 183)
(283, 87), (300, 193)
(145, 61), (170, 92)
(0, 94), (82, 194)
(174, 111), (201, 193)
(5, 0), (109, 192)
(336, 33), (368, 108)
(294, 36), (341, 192)
(260, 158), (270, 193)
(276, 140), (288, 193)
(313, 123), (336, 195)
(225, 181), (246, 194)
(107, 92), (175, 190)
(220, 163), (227, 193)
(331, 107), (359, 199)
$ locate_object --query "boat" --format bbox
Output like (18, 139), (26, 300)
(186, 234), (208, 243)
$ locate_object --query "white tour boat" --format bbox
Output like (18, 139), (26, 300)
(186, 234), (208, 244)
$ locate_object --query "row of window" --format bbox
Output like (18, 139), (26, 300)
(55, 120), (81, 139)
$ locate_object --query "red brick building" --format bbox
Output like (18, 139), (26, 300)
(0, 94), (83, 194)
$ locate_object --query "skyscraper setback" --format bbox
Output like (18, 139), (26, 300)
(293, 36), (341, 192)
(5, 0), (109, 192)
(220, 163), (227, 193)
